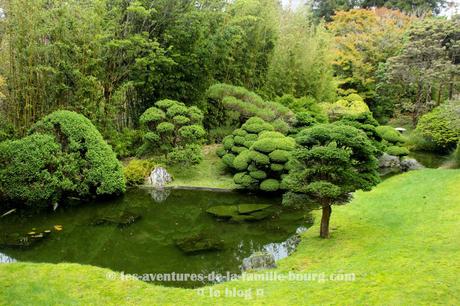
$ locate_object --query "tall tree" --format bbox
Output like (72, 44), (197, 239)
(328, 8), (412, 120)
(264, 8), (337, 102)
(385, 17), (460, 125)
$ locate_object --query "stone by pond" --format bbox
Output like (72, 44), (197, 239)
(206, 204), (274, 222)
(0, 189), (314, 288)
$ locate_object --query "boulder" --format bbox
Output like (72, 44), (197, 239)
(378, 153), (401, 169)
(237, 204), (272, 214)
(241, 251), (276, 271)
(92, 211), (141, 227)
(401, 158), (424, 172)
(206, 204), (273, 222)
(175, 233), (224, 254)
(148, 167), (172, 188)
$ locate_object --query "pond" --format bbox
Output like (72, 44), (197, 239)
(408, 151), (451, 168)
(0, 189), (314, 288)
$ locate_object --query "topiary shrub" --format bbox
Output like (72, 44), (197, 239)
(385, 146), (409, 156)
(260, 179), (280, 192)
(376, 126), (404, 144)
(323, 93), (370, 121)
(415, 100), (460, 152)
(139, 99), (206, 166)
(0, 134), (68, 207)
(30, 110), (126, 198)
(204, 83), (295, 133)
(217, 117), (295, 192)
(123, 159), (155, 187)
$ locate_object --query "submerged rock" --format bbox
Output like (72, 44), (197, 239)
(148, 167), (172, 188)
(206, 205), (239, 218)
(175, 233), (224, 254)
(0, 230), (51, 248)
(206, 204), (273, 222)
(92, 211), (141, 227)
(237, 204), (272, 214)
(241, 251), (276, 271)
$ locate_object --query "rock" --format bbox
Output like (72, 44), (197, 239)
(92, 211), (141, 227)
(0, 252), (16, 263)
(241, 251), (276, 271)
(175, 233), (224, 254)
(148, 167), (172, 188)
(206, 204), (274, 222)
(401, 158), (424, 172)
(378, 153), (401, 169)
(395, 127), (407, 134)
(206, 205), (239, 218)
(0, 231), (51, 248)
(237, 204), (272, 214)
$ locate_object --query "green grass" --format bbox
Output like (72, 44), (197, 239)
(167, 144), (237, 189)
(1, 169), (460, 305)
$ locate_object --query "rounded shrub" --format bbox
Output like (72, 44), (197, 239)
(249, 170), (267, 180)
(218, 117), (294, 192)
(376, 126), (404, 144)
(415, 102), (460, 152)
(222, 153), (236, 167)
(31, 110), (126, 198)
(260, 179), (280, 192)
(269, 150), (290, 163)
(139, 99), (206, 161)
(385, 146), (410, 156)
(123, 159), (155, 186)
(0, 134), (66, 206)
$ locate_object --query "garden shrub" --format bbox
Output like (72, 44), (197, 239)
(106, 128), (144, 158)
(123, 159), (155, 186)
(415, 100), (460, 152)
(276, 94), (328, 132)
(376, 126), (404, 144)
(323, 93), (370, 121)
(0, 116), (15, 142)
(204, 83), (295, 133)
(139, 99), (206, 165)
(385, 145), (409, 156)
(218, 117), (295, 191)
(30, 110), (126, 198)
(0, 134), (68, 206)
(167, 144), (203, 167)
(260, 179), (280, 192)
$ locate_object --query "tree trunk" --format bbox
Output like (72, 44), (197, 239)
(320, 205), (332, 239)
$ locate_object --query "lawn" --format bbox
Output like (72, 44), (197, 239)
(1, 169), (459, 305)
(166, 144), (237, 190)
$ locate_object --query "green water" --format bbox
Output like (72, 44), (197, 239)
(408, 151), (450, 168)
(0, 189), (313, 287)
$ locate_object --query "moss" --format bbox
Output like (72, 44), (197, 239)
(260, 179), (280, 192)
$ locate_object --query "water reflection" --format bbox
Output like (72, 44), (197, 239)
(148, 188), (171, 203)
(0, 252), (16, 263)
